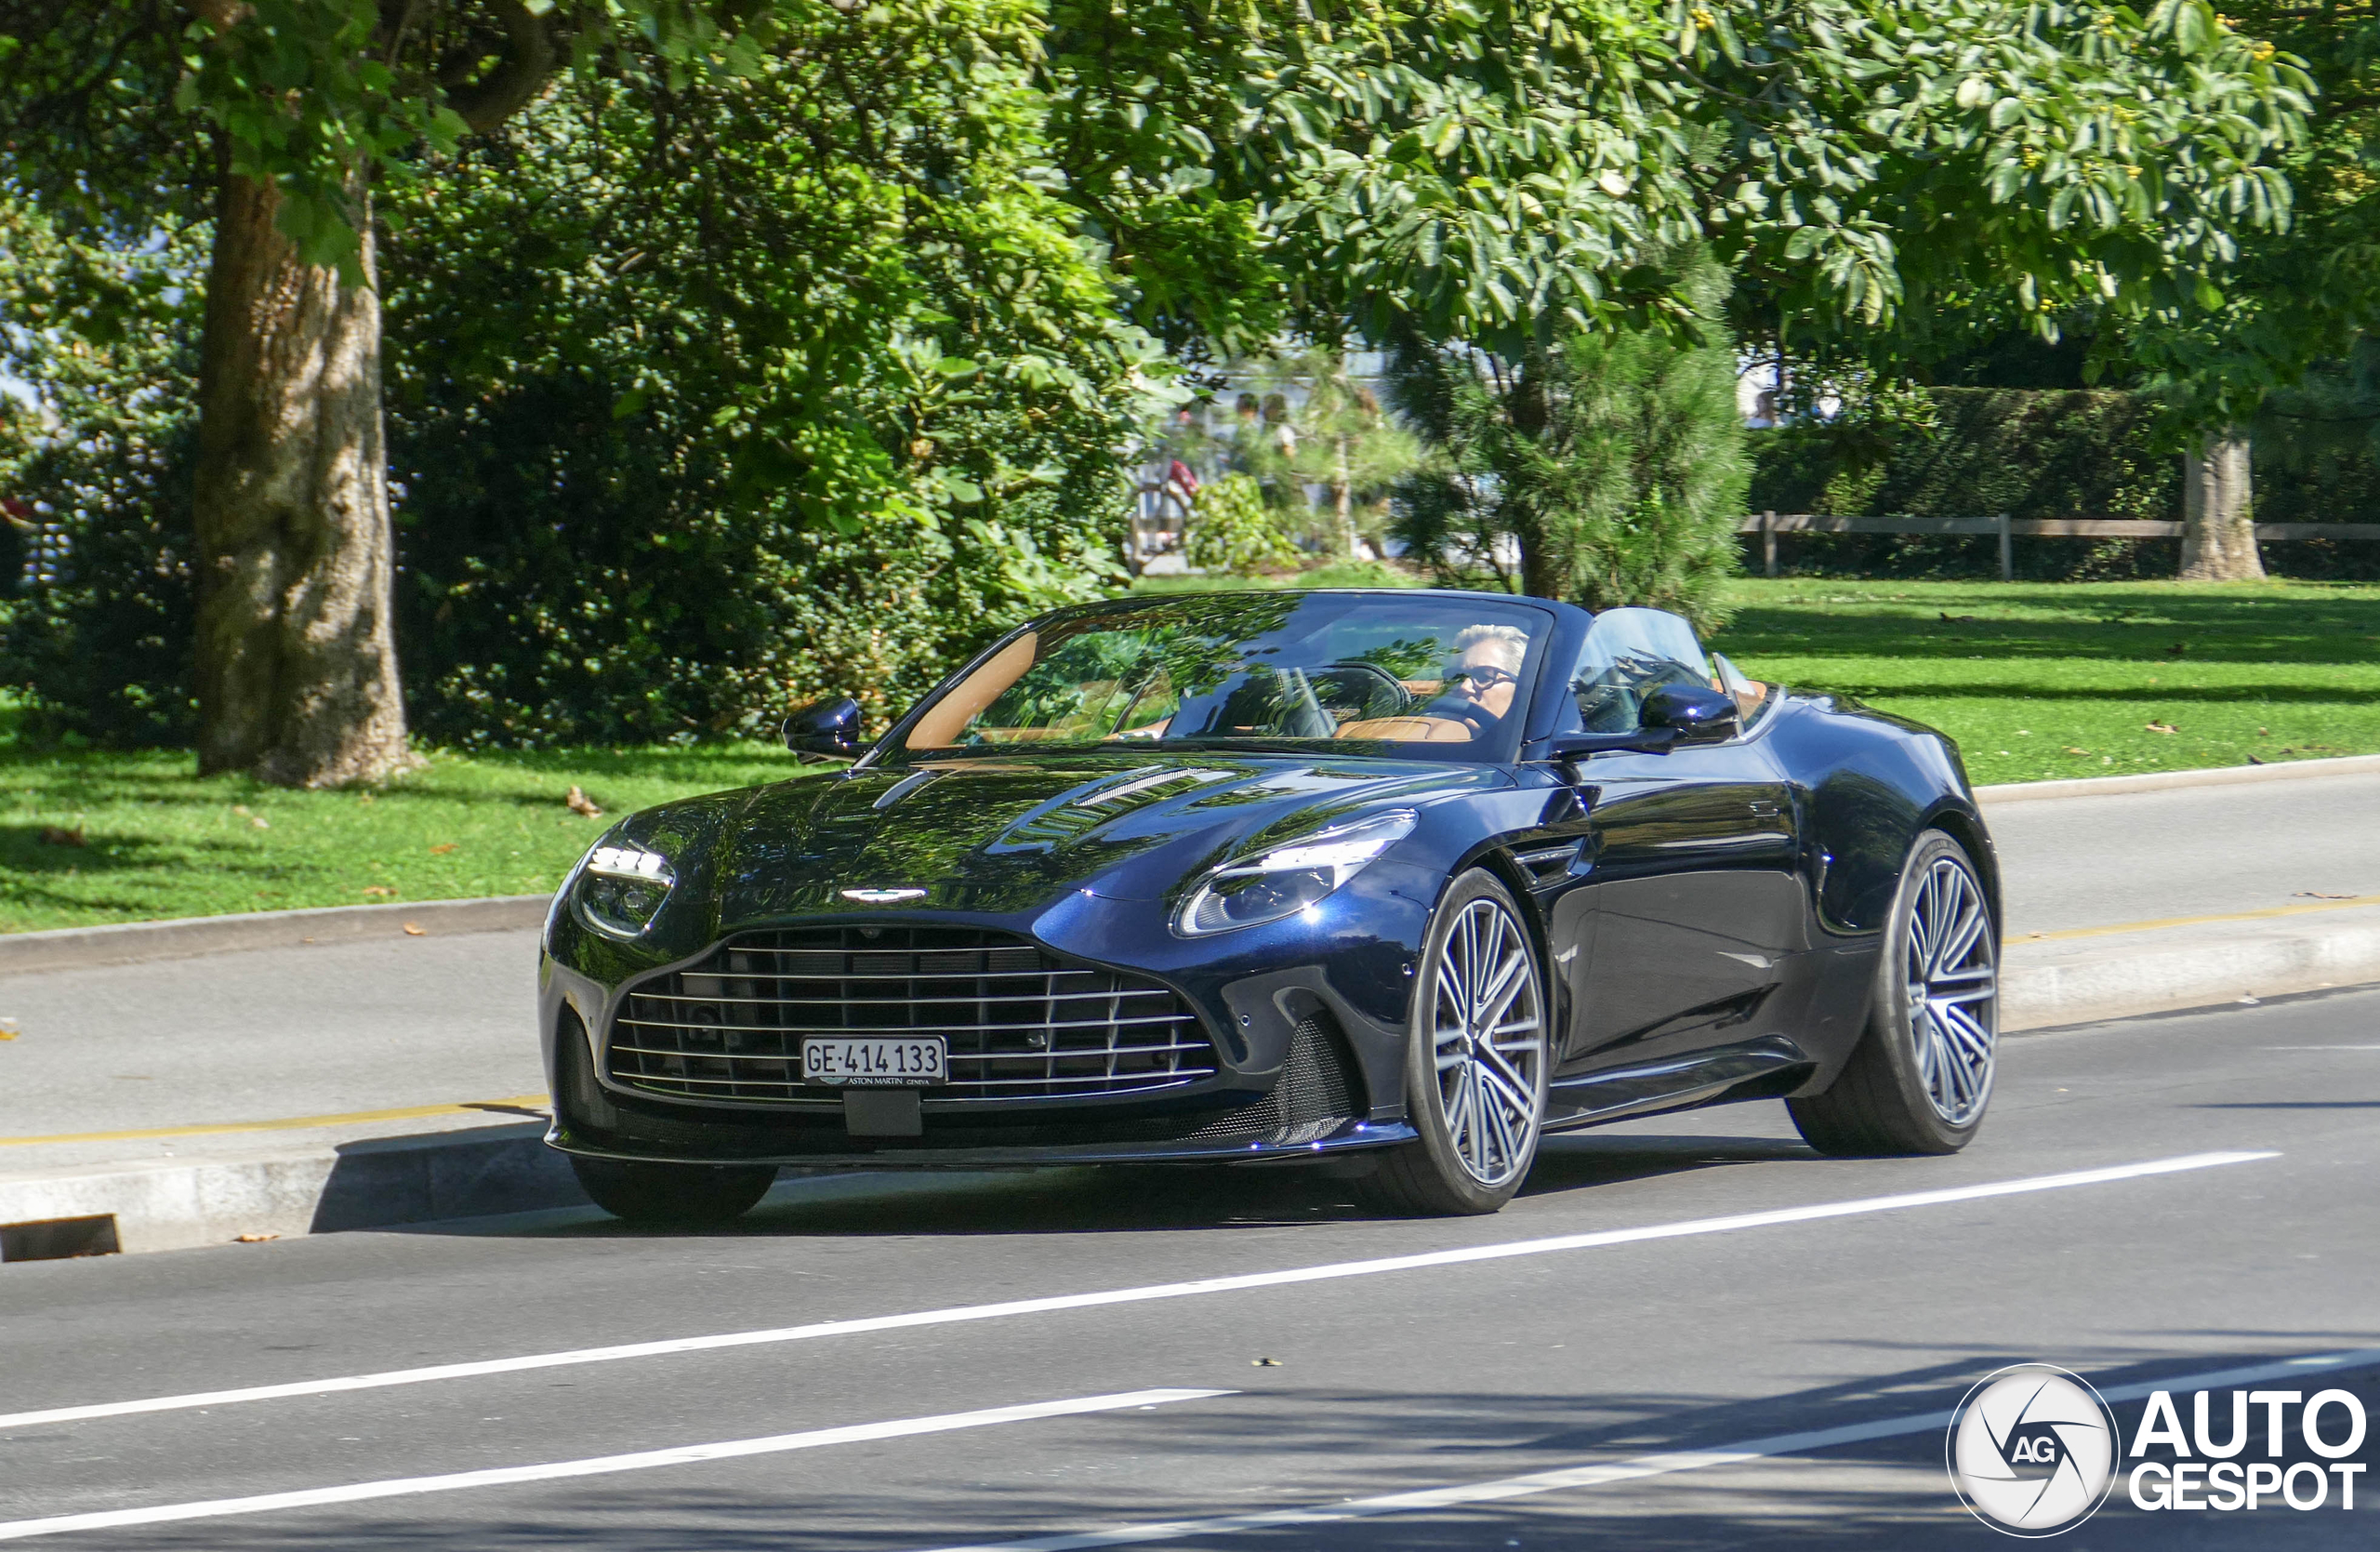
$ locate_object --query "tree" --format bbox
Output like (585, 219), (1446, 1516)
(1043, 3), (2309, 356)
(0, 2), (604, 780)
(1391, 258), (1750, 627)
(0, 0), (2317, 776)
(2114, 3), (2380, 577)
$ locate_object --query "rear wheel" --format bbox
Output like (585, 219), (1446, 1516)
(570, 1156), (778, 1226)
(1788, 829), (1998, 1156)
(1358, 870), (1548, 1215)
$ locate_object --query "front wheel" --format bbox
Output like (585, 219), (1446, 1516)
(1358, 870), (1549, 1215)
(1788, 829), (1998, 1157)
(570, 1155), (778, 1226)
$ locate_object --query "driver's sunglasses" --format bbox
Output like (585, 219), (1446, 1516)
(1446, 665), (1516, 691)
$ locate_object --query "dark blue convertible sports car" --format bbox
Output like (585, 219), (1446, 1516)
(540, 589), (2001, 1220)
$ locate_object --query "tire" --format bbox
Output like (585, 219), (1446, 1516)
(1357, 869), (1550, 1215)
(570, 1155), (778, 1226)
(1788, 829), (1998, 1157)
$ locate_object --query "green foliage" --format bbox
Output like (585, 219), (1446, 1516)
(2103, 4), (2380, 430)
(1393, 265), (1750, 630)
(377, 8), (1158, 743)
(0, 197), (204, 745)
(1746, 384), (2380, 580)
(1184, 474), (1302, 576)
(0, 7), (1165, 749)
(1752, 389), (2178, 524)
(1041, 2), (2310, 359)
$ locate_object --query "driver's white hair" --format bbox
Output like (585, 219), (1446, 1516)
(1453, 623), (1527, 670)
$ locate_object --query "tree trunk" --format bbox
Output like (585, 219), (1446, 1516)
(1331, 433), (1356, 557)
(2178, 430), (2263, 582)
(192, 172), (413, 786)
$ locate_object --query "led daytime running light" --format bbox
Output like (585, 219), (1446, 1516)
(587, 845), (673, 882)
(1175, 811), (1417, 936)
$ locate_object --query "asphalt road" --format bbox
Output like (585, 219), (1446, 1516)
(1984, 772), (2380, 934)
(3, 987), (2374, 1549)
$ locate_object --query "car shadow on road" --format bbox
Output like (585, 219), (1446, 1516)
(434, 1128), (1822, 1242)
(68, 1344), (2380, 1551)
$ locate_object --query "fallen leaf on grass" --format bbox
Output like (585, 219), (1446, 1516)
(566, 785), (603, 817)
(37, 826), (84, 847)
(2257, 727), (2269, 736)
(2062, 747), (2090, 755)
(362, 885), (396, 897)
(2145, 721), (2178, 734)
(249, 816), (270, 829)
(403, 922), (426, 936)
(429, 842), (458, 855)
(2249, 755), (2268, 764)
(2164, 642), (2188, 657)
(2294, 891), (2358, 900)
(232, 1232), (279, 1243)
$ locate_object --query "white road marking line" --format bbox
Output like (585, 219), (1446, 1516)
(0, 1150), (2274, 1435)
(0, 1388), (1228, 1544)
(2261, 1044), (2380, 1050)
(918, 1348), (2380, 1552)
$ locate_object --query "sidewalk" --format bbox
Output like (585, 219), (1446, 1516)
(4, 758), (2377, 1259)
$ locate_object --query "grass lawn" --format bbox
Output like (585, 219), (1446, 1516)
(1708, 577), (2380, 787)
(1144, 564), (2380, 786)
(0, 725), (804, 934)
(1, 571), (2372, 933)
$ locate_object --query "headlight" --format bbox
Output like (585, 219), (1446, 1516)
(575, 842), (676, 938)
(1175, 811), (1417, 936)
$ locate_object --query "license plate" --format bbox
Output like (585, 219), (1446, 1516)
(802, 1037), (947, 1087)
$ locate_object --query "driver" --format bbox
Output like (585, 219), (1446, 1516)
(1441, 624), (1528, 723)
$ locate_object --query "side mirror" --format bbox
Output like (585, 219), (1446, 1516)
(1547, 682), (1740, 770)
(1640, 682), (1739, 747)
(784, 696), (866, 761)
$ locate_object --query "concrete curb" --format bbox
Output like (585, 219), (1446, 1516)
(1976, 750), (2380, 805)
(0, 1124), (588, 1260)
(2002, 904), (2380, 1030)
(0, 895), (548, 975)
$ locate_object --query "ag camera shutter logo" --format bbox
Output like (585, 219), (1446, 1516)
(1947, 1364), (2121, 1536)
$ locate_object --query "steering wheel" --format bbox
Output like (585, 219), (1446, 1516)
(1309, 661), (1415, 722)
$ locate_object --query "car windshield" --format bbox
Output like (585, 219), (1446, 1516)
(898, 592), (1552, 762)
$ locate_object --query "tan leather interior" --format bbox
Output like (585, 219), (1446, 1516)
(1334, 715), (1474, 743)
(906, 633), (1038, 748)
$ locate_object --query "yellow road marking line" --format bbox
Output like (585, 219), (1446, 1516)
(2009, 894), (2380, 946)
(0, 1095), (551, 1150)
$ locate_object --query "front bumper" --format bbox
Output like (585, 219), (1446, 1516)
(539, 870), (1440, 1170)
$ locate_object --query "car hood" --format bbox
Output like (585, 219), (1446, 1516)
(660, 750), (1502, 923)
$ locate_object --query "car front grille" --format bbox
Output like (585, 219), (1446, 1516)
(606, 924), (1217, 1105)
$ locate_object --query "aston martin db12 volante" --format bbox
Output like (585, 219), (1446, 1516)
(541, 589), (2001, 1219)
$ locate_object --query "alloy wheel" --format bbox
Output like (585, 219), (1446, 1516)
(1904, 855), (1997, 1126)
(1428, 896), (1545, 1186)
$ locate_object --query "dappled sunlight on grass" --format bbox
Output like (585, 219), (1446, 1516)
(0, 718), (815, 933)
(1712, 578), (2380, 784)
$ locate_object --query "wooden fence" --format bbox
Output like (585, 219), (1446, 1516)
(1736, 511), (2380, 579)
